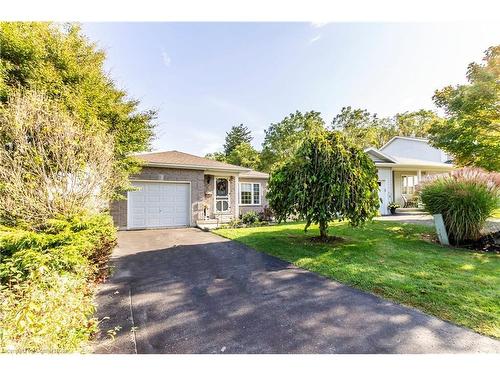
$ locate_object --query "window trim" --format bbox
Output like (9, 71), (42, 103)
(239, 182), (261, 206)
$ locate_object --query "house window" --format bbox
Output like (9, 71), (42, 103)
(240, 183), (261, 205)
(401, 175), (418, 195)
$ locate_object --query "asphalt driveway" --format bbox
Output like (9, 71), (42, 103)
(93, 228), (500, 354)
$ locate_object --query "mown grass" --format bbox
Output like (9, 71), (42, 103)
(215, 221), (500, 338)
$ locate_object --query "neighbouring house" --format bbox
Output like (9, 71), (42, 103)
(110, 150), (269, 230)
(366, 136), (454, 215)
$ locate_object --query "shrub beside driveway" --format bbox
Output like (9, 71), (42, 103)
(0, 215), (116, 353)
(215, 221), (500, 338)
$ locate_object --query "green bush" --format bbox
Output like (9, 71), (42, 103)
(241, 210), (259, 225)
(0, 214), (116, 353)
(258, 206), (274, 222)
(419, 168), (499, 244)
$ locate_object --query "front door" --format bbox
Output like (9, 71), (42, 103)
(378, 180), (388, 215)
(215, 177), (230, 213)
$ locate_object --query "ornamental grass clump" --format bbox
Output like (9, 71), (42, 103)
(419, 168), (499, 244)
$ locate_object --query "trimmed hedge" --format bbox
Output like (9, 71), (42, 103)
(0, 214), (116, 353)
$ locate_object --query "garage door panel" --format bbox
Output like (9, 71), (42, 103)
(128, 182), (190, 229)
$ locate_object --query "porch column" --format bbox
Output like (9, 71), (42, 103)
(417, 169), (422, 183)
(234, 174), (239, 219)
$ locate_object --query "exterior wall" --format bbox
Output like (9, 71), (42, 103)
(381, 139), (447, 163)
(110, 167), (205, 229)
(110, 197), (127, 229)
(237, 178), (269, 217)
(109, 168), (270, 228)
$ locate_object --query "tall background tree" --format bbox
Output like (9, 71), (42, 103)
(331, 106), (393, 148)
(267, 130), (379, 240)
(394, 109), (441, 138)
(260, 110), (325, 172)
(332, 106), (440, 149)
(429, 45), (500, 171)
(223, 123), (252, 155)
(206, 123), (261, 168)
(0, 22), (156, 192)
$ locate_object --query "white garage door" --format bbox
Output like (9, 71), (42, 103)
(128, 181), (190, 229)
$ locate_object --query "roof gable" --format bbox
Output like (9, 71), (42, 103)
(380, 136), (429, 151)
(364, 147), (397, 163)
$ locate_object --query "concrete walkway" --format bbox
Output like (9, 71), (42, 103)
(375, 211), (500, 234)
(93, 228), (500, 354)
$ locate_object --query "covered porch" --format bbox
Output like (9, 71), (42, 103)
(392, 167), (451, 208)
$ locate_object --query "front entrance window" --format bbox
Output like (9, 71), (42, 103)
(216, 178), (228, 197)
(402, 175), (418, 195)
(215, 178), (230, 212)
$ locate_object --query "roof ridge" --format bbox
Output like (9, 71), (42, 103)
(132, 149), (251, 171)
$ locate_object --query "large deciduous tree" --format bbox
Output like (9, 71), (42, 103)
(331, 106), (393, 149)
(0, 22), (156, 191)
(226, 142), (261, 169)
(429, 45), (500, 171)
(260, 110), (325, 172)
(394, 109), (441, 138)
(331, 106), (440, 149)
(267, 130), (380, 240)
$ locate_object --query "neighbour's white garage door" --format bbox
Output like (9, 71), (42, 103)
(128, 181), (190, 229)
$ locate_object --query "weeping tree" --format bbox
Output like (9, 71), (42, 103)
(267, 130), (380, 240)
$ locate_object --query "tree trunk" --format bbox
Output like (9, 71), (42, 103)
(319, 220), (328, 241)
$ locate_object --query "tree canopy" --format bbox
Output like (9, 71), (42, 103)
(0, 22), (156, 191)
(331, 106), (441, 149)
(223, 123), (252, 155)
(206, 124), (260, 168)
(429, 45), (500, 171)
(331, 106), (392, 148)
(225, 142), (261, 169)
(267, 130), (379, 240)
(260, 110), (325, 172)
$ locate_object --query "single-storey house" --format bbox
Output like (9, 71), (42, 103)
(110, 151), (269, 230)
(366, 136), (454, 215)
(110, 136), (454, 229)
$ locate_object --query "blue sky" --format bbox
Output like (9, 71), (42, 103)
(82, 22), (500, 155)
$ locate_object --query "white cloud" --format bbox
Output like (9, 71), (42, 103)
(161, 50), (171, 67)
(310, 22), (329, 28)
(309, 34), (322, 43)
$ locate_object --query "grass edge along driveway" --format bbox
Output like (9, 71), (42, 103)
(214, 221), (499, 339)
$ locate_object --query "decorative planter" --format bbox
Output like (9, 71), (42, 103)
(390, 207), (397, 215)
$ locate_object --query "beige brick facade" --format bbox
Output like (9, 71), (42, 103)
(110, 167), (269, 229)
(110, 167), (205, 229)
(237, 178), (269, 217)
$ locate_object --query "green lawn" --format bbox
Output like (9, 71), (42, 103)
(492, 208), (500, 219)
(214, 221), (500, 338)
